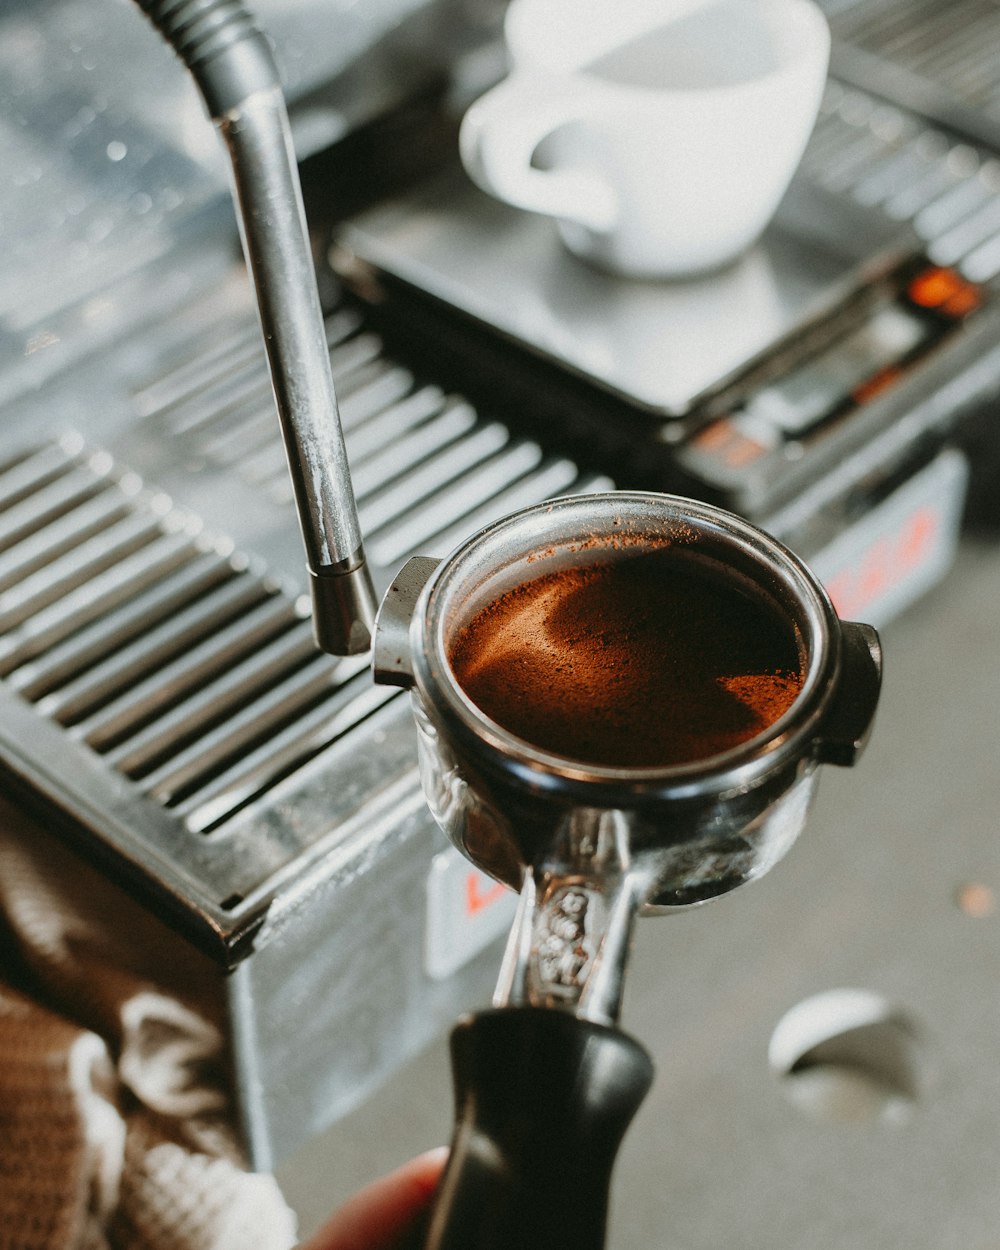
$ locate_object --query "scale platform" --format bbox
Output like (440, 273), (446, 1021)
(335, 167), (910, 419)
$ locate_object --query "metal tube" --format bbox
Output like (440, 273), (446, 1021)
(131, 0), (377, 655)
(218, 88), (377, 655)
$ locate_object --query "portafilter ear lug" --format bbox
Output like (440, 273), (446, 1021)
(813, 620), (882, 767)
(372, 555), (442, 688)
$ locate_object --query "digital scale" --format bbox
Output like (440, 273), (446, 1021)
(332, 144), (1000, 627)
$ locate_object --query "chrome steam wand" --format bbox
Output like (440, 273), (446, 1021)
(133, 0), (377, 655)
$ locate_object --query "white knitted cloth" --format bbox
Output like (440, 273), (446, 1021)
(0, 800), (298, 1250)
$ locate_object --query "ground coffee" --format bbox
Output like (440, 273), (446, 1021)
(448, 546), (803, 768)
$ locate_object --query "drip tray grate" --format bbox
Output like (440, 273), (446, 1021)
(0, 285), (611, 958)
(0, 435), (388, 837)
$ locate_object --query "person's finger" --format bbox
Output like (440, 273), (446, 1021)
(298, 1147), (448, 1250)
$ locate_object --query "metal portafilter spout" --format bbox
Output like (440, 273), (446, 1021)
(374, 492), (882, 1250)
(132, 0), (377, 656)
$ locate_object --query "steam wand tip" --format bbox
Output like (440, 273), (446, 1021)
(309, 559), (379, 656)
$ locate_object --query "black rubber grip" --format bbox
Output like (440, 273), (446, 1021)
(423, 1008), (654, 1250)
(132, 0), (280, 117)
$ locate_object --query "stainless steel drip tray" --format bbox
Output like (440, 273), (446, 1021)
(335, 167), (910, 417)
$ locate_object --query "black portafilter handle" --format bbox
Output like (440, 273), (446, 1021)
(423, 1008), (654, 1250)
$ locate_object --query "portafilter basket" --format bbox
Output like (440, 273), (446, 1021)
(374, 492), (881, 1250)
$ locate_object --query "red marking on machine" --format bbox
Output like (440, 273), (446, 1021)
(465, 871), (507, 917)
(824, 504), (939, 619)
(907, 266), (982, 317)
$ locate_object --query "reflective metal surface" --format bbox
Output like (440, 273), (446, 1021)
(825, 0), (1000, 151)
(0, 0), (500, 402)
(339, 172), (906, 415)
(216, 79), (376, 654)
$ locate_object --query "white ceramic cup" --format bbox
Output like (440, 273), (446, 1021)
(459, 0), (830, 279)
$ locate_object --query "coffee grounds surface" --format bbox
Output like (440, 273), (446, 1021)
(449, 548), (804, 768)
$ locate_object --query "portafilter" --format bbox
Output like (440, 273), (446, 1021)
(373, 491), (880, 1250)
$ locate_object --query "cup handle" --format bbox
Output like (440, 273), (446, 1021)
(459, 75), (619, 233)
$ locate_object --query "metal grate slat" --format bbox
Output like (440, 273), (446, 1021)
(107, 620), (322, 778)
(366, 440), (545, 566)
(5, 550), (237, 698)
(357, 419), (509, 535)
(76, 594), (305, 749)
(0, 462), (117, 554)
(141, 655), (370, 805)
(411, 458), (588, 567)
(33, 567), (275, 722)
(178, 681), (397, 832)
(0, 510), (185, 632)
(0, 532), (213, 678)
(0, 438), (82, 510)
(0, 490), (136, 593)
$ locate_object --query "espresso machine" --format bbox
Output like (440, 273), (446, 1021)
(2, 0), (1000, 1244)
